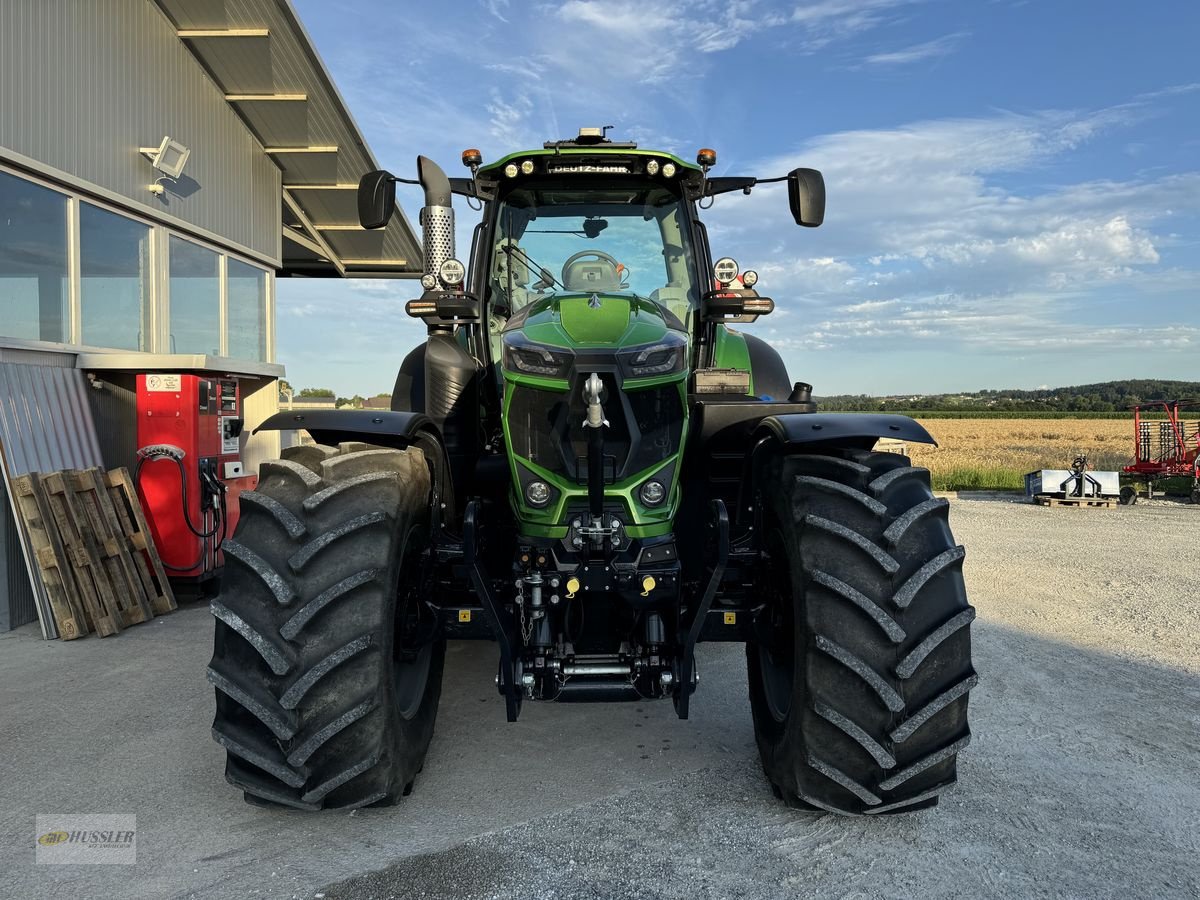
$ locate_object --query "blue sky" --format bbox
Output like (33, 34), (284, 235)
(281, 0), (1200, 397)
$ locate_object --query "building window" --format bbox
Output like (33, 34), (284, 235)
(227, 258), (267, 361)
(169, 236), (220, 355)
(0, 171), (69, 343)
(80, 202), (151, 350)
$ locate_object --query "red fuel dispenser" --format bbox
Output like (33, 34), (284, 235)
(134, 373), (257, 580)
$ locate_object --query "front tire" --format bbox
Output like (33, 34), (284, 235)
(748, 448), (976, 815)
(208, 443), (444, 809)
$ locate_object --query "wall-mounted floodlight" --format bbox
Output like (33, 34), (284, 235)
(151, 136), (191, 178)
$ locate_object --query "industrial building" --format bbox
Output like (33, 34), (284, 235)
(0, 0), (420, 633)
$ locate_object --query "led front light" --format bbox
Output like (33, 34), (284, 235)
(502, 333), (574, 377)
(520, 159), (535, 175)
(645, 158), (660, 176)
(504, 162), (519, 178)
(639, 480), (666, 506)
(525, 480), (552, 507)
(618, 332), (688, 377)
(438, 257), (466, 286)
(661, 162), (676, 178)
(741, 269), (759, 287)
(420, 273), (438, 290)
(713, 257), (739, 285)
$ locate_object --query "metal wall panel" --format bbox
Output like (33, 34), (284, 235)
(0, 476), (39, 632)
(0, 0), (280, 263)
(0, 363), (104, 477)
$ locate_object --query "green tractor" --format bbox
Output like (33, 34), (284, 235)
(209, 129), (976, 815)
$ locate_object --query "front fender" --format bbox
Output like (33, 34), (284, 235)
(255, 409), (435, 449)
(756, 413), (937, 449)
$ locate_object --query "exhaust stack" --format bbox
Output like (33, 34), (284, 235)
(417, 156), (455, 288)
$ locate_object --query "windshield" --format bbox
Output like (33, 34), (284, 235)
(488, 182), (699, 330)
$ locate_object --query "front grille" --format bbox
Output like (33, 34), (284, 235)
(507, 375), (683, 483)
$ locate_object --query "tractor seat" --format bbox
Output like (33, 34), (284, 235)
(563, 258), (622, 292)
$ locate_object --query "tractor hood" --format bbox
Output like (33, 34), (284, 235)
(508, 293), (683, 350)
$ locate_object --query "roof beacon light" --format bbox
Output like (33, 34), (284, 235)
(461, 148), (483, 168)
(696, 148), (717, 169)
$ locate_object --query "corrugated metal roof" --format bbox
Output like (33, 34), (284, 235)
(152, 0), (423, 278)
(0, 363), (104, 477)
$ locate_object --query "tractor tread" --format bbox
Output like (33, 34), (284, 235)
(211, 726), (306, 788)
(892, 545), (966, 610)
(792, 476), (887, 516)
(279, 569), (381, 641)
(221, 540), (298, 607)
(303, 471), (401, 512)
(806, 754), (881, 805)
(287, 512), (392, 573)
(804, 515), (899, 574)
(883, 498), (949, 547)
(286, 697), (378, 768)
(895, 609), (977, 678)
(258, 458), (323, 489)
(812, 702), (897, 769)
(863, 783), (951, 814)
(227, 760), (320, 811)
(879, 736), (972, 791)
(809, 570), (905, 642)
(207, 665), (297, 739)
(209, 600), (292, 675)
(280, 635), (374, 710)
(302, 752), (382, 803)
(814, 635), (905, 711)
(891, 673), (980, 743)
(868, 466), (927, 496)
(239, 491), (307, 539)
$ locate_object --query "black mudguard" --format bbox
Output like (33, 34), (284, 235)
(756, 412), (937, 449)
(255, 409), (434, 449)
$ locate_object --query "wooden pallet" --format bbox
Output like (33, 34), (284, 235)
(67, 469), (155, 627)
(102, 467), (176, 615)
(1034, 495), (1116, 509)
(9, 473), (89, 640)
(39, 471), (123, 636)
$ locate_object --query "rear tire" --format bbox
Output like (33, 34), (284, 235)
(208, 442), (444, 809)
(1119, 485), (1138, 506)
(747, 448), (976, 815)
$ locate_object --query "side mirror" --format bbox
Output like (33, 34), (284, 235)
(358, 170), (396, 229)
(787, 168), (825, 228)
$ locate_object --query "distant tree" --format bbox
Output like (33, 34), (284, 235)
(279, 379), (293, 393)
(298, 387), (335, 398)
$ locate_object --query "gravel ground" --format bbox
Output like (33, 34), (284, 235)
(3, 497), (1198, 899)
(326, 497), (1200, 900)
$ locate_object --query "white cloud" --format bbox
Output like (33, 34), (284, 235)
(864, 31), (967, 66)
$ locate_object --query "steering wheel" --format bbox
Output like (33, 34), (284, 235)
(561, 250), (623, 288)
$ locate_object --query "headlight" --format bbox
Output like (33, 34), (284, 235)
(741, 269), (758, 287)
(520, 159), (535, 175)
(504, 162), (519, 178)
(438, 257), (466, 286)
(420, 273), (437, 290)
(502, 333), (574, 377)
(662, 162), (676, 178)
(525, 480), (551, 507)
(645, 158), (660, 176)
(617, 332), (688, 378)
(639, 480), (666, 506)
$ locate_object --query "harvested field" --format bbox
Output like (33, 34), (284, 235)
(907, 417), (1134, 490)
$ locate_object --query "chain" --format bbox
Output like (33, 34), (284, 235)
(516, 585), (534, 645)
